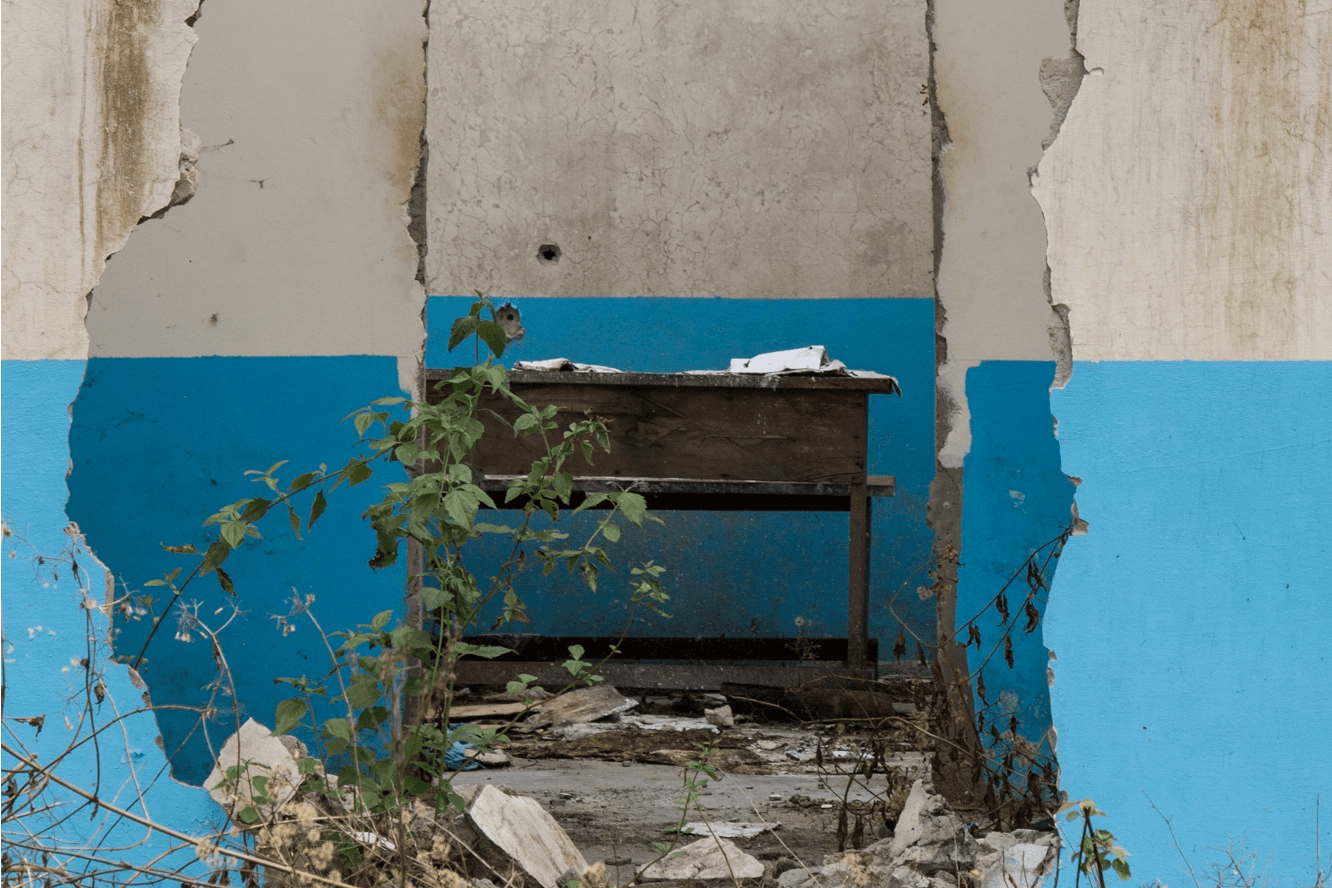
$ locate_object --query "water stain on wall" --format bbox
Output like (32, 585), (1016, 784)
(96, 1), (157, 250)
(1207, 0), (1304, 353)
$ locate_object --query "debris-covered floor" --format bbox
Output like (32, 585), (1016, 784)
(213, 681), (1060, 888)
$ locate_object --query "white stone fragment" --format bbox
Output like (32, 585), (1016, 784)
(205, 718), (303, 816)
(980, 843), (1049, 888)
(467, 785), (589, 888)
(639, 837), (765, 881)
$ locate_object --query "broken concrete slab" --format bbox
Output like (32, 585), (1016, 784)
(638, 836), (765, 881)
(525, 685), (637, 729)
(205, 718), (302, 816)
(467, 784), (589, 888)
(887, 780), (965, 858)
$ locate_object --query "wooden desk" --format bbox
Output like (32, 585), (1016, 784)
(425, 368), (899, 680)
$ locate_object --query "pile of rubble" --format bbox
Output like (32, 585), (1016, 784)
(775, 780), (1058, 888)
(206, 710), (1057, 888)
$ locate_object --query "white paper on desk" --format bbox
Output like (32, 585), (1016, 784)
(729, 345), (833, 374)
(512, 358), (622, 373)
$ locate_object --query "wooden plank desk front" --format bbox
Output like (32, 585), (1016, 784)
(424, 368), (900, 674)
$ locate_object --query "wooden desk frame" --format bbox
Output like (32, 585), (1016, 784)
(425, 368), (900, 681)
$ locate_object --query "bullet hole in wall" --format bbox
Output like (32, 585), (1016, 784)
(537, 244), (561, 265)
(495, 303), (525, 341)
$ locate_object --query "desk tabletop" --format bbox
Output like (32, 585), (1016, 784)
(427, 368), (901, 395)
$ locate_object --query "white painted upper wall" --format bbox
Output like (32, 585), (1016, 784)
(932, 0), (1071, 467)
(426, 0), (932, 300)
(84, 0), (427, 359)
(1, 0), (199, 361)
(1035, 0), (1332, 362)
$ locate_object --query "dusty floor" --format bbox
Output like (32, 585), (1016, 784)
(449, 692), (932, 870)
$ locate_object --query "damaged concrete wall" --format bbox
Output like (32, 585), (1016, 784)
(423, 0), (939, 664)
(61, 0), (430, 783)
(1, 0), (223, 862)
(930, 0), (1079, 772)
(426, 0), (932, 300)
(1035, 0), (1332, 881)
(2, 0), (199, 360)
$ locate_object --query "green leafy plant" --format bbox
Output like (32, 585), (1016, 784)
(135, 296), (669, 822)
(1062, 798), (1132, 887)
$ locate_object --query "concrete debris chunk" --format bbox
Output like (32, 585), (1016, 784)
(639, 836), (765, 881)
(525, 685), (638, 729)
(467, 784), (589, 888)
(704, 704), (735, 727)
(887, 780), (965, 858)
(979, 843), (1050, 888)
(205, 718), (302, 816)
(777, 866), (820, 888)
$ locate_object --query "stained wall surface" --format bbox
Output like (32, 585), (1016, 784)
(1036, 0), (1332, 880)
(426, 0), (933, 300)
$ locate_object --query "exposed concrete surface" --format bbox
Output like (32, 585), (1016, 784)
(84, 0), (428, 359)
(1, 0), (199, 360)
(932, 0), (1071, 467)
(1034, 0), (1332, 362)
(426, 0), (932, 300)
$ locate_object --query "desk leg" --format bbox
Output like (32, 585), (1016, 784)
(848, 481), (871, 670)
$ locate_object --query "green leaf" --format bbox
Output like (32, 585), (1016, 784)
(323, 717), (353, 743)
(199, 541), (231, 575)
(215, 566), (236, 596)
(568, 644), (585, 661)
(347, 461), (373, 486)
(444, 488), (480, 530)
(476, 320), (507, 358)
(161, 543), (198, 555)
(513, 413), (539, 433)
(449, 315), (480, 351)
(602, 521), (621, 543)
(240, 498), (271, 521)
(454, 643), (512, 659)
(572, 493), (610, 514)
(614, 492), (648, 527)
(274, 698), (308, 735)
(289, 472), (317, 492)
(370, 609), (393, 631)
(1112, 859), (1131, 880)
(220, 520), (248, 549)
(354, 411), (376, 437)
(237, 806), (260, 824)
(309, 490), (328, 529)
(287, 505), (303, 539)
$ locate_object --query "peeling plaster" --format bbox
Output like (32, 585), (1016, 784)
(1, 0), (201, 361)
(1033, 0), (1332, 362)
(84, 0), (429, 360)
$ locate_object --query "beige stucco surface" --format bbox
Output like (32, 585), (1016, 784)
(1034, 0), (1332, 362)
(426, 0), (932, 300)
(84, 0), (427, 359)
(932, 0), (1071, 465)
(1, 0), (199, 361)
